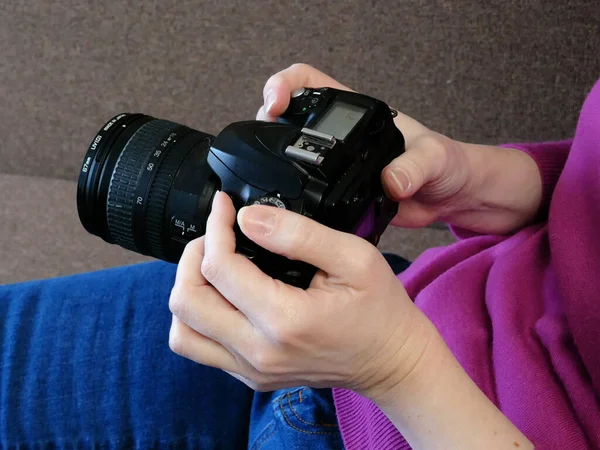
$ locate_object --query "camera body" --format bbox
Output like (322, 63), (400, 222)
(77, 87), (405, 289)
(205, 87), (405, 287)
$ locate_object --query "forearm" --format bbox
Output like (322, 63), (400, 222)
(365, 320), (534, 450)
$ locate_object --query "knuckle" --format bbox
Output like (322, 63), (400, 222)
(268, 315), (307, 345)
(285, 217), (305, 252)
(415, 135), (449, 165)
(264, 73), (279, 91)
(302, 230), (326, 255)
(200, 255), (221, 283)
(168, 284), (188, 316)
(180, 238), (204, 265)
(288, 62), (312, 73)
(268, 321), (289, 343)
(168, 324), (185, 356)
(186, 236), (204, 254)
(285, 216), (323, 258)
(355, 243), (384, 274)
(251, 347), (279, 373)
(264, 63), (313, 92)
(416, 133), (444, 152)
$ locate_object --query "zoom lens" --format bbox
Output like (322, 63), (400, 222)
(77, 114), (219, 263)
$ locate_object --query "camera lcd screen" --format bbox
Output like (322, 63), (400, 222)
(312, 101), (367, 140)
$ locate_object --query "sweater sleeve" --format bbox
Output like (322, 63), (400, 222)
(451, 139), (572, 239)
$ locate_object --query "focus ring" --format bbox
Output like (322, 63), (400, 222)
(106, 120), (179, 251)
(146, 133), (211, 258)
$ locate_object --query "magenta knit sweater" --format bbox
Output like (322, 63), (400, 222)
(333, 78), (600, 449)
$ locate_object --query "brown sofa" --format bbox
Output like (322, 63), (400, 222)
(1, 1), (599, 284)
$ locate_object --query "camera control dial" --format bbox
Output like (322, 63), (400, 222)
(252, 195), (287, 209)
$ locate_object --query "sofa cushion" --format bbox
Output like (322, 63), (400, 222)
(0, 174), (151, 284)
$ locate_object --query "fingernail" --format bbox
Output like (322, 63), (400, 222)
(264, 90), (276, 114)
(212, 190), (221, 207)
(390, 169), (411, 192)
(240, 207), (276, 236)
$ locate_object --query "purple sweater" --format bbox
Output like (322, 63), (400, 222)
(333, 78), (600, 450)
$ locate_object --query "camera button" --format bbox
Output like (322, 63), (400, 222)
(292, 87), (306, 98)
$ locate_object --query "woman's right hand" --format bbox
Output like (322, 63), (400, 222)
(257, 63), (543, 235)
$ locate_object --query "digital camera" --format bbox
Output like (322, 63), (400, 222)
(77, 87), (405, 288)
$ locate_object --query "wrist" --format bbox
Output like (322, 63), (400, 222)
(459, 141), (543, 231)
(358, 309), (443, 408)
(499, 140), (571, 222)
(363, 317), (534, 450)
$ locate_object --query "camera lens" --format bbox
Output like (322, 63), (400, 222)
(77, 113), (219, 263)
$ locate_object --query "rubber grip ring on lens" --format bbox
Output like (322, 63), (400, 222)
(106, 120), (180, 252)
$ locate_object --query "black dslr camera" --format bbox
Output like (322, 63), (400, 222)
(77, 87), (405, 288)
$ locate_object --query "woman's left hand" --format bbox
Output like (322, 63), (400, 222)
(168, 191), (435, 399)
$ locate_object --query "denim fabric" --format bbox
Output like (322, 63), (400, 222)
(249, 387), (343, 450)
(0, 261), (344, 449)
(0, 255), (409, 448)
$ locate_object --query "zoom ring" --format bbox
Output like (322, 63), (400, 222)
(106, 158), (140, 251)
(106, 120), (179, 252)
(145, 148), (185, 259)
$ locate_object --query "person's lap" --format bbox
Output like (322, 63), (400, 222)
(0, 261), (346, 449)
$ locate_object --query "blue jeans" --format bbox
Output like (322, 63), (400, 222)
(0, 255), (407, 449)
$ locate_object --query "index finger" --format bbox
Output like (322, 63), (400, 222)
(202, 192), (297, 323)
(260, 63), (354, 119)
(174, 236), (209, 288)
(237, 205), (390, 287)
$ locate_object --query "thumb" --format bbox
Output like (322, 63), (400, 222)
(381, 141), (447, 201)
(262, 83), (292, 118)
(261, 63), (351, 118)
(256, 82), (300, 121)
(237, 205), (383, 284)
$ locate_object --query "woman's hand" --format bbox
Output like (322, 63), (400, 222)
(168, 191), (433, 398)
(168, 192), (534, 449)
(258, 63), (543, 235)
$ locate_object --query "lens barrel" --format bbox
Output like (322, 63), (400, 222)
(77, 113), (216, 261)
